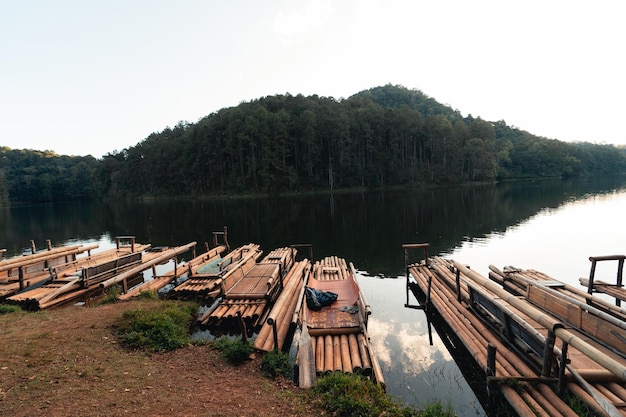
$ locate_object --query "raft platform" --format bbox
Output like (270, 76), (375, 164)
(294, 256), (385, 389)
(404, 243), (626, 417)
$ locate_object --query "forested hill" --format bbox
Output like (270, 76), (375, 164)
(2, 85), (626, 203)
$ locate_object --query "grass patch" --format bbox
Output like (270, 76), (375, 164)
(137, 289), (159, 299)
(97, 285), (122, 305)
(0, 304), (23, 315)
(261, 349), (292, 379)
(115, 301), (197, 352)
(314, 372), (456, 417)
(213, 337), (253, 364)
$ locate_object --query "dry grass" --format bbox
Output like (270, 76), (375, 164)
(0, 299), (324, 417)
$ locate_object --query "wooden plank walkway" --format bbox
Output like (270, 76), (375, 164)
(404, 244), (626, 417)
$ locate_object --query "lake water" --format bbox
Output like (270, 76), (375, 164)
(2, 178), (626, 416)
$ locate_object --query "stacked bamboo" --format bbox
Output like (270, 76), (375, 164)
(254, 259), (310, 351)
(0, 243), (100, 298)
(6, 243), (195, 310)
(296, 256), (384, 387)
(119, 244), (227, 300)
(197, 247), (296, 334)
(170, 243), (261, 299)
(409, 254), (626, 416)
(409, 258), (577, 416)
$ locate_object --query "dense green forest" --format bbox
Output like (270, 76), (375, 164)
(0, 148), (96, 204)
(2, 85), (626, 203)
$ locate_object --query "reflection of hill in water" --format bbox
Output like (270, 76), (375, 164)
(3, 178), (625, 275)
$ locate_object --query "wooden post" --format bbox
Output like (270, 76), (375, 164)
(486, 343), (497, 377)
(455, 268), (461, 302)
(558, 341), (569, 395)
(46, 239), (52, 250)
(541, 330), (556, 377)
(426, 275), (432, 311)
(18, 266), (25, 290)
(587, 257), (598, 295)
(617, 257), (624, 307)
(30, 240), (36, 254)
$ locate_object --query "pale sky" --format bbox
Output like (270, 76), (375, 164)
(2, 0), (624, 158)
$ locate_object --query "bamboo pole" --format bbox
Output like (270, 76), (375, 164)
(333, 335), (342, 372)
(324, 335), (334, 373)
(315, 335), (324, 374)
(348, 333), (362, 373)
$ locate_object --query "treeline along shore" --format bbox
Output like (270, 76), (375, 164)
(2, 85), (626, 204)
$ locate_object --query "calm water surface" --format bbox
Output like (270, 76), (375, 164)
(2, 178), (626, 416)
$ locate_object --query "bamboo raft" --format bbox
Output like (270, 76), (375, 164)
(170, 243), (262, 300)
(197, 247), (297, 335)
(118, 243), (228, 301)
(294, 256), (384, 389)
(404, 243), (626, 417)
(5, 239), (195, 310)
(0, 240), (100, 299)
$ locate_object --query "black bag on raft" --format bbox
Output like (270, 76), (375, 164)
(305, 286), (338, 310)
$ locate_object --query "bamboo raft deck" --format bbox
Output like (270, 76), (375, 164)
(405, 243), (626, 417)
(0, 241), (101, 299)
(170, 243), (262, 300)
(197, 247), (298, 335)
(294, 256), (384, 389)
(5, 239), (196, 310)
(118, 243), (228, 301)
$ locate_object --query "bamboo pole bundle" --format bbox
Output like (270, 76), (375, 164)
(261, 269), (305, 351)
(453, 260), (626, 382)
(410, 262), (577, 415)
(501, 385), (540, 417)
(99, 243), (196, 290)
(441, 258), (626, 415)
(493, 265), (626, 320)
(254, 260), (308, 351)
(412, 262), (539, 377)
(518, 389), (554, 417)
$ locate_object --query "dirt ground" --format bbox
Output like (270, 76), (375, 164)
(0, 300), (326, 417)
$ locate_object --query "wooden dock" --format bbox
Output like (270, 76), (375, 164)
(404, 243), (626, 417)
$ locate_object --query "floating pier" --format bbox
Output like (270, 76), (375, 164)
(404, 243), (626, 417)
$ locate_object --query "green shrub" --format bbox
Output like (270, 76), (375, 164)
(116, 302), (196, 352)
(419, 401), (456, 417)
(261, 349), (292, 379)
(0, 304), (22, 315)
(137, 290), (159, 300)
(314, 372), (453, 417)
(98, 285), (121, 305)
(213, 337), (253, 364)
